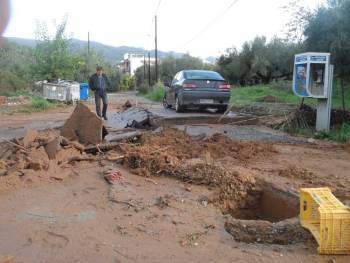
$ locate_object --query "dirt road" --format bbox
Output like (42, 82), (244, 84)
(0, 136), (349, 262)
(1, 93), (349, 262)
(0, 92), (230, 139)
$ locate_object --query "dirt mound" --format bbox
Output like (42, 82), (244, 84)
(278, 166), (315, 180)
(122, 129), (275, 213)
(123, 129), (276, 176)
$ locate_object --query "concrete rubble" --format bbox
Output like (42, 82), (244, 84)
(61, 103), (108, 144)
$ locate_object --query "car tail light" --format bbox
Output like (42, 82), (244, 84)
(182, 83), (196, 88)
(219, 84), (231, 90)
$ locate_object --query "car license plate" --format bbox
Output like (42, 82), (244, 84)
(200, 99), (214, 104)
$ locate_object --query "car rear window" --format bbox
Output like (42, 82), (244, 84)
(185, 71), (224, 80)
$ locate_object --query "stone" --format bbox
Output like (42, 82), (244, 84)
(44, 137), (60, 160)
(23, 129), (39, 148)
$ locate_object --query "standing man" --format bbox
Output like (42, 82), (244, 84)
(89, 66), (110, 120)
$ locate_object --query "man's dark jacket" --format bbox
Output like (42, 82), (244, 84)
(88, 73), (110, 93)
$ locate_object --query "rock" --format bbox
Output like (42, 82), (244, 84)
(61, 103), (107, 145)
(23, 129), (39, 148)
(44, 137), (61, 160)
(26, 158), (43, 171)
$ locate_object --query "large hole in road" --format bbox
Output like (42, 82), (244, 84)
(224, 184), (313, 245)
(231, 185), (299, 223)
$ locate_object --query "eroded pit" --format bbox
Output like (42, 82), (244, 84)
(231, 185), (299, 223)
(225, 184), (313, 245)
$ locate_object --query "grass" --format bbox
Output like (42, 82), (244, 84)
(230, 85), (314, 107)
(297, 123), (350, 142)
(18, 96), (56, 113)
(230, 82), (350, 109)
(0, 89), (57, 113)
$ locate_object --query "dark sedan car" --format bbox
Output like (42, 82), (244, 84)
(163, 70), (231, 112)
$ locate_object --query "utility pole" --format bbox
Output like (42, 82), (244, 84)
(148, 52), (151, 89)
(143, 54), (146, 80)
(87, 32), (90, 79)
(154, 15), (158, 82)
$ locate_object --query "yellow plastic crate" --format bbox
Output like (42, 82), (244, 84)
(300, 187), (350, 254)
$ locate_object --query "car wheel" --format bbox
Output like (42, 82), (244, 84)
(163, 95), (171, 109)
(175, 96), (184, 112)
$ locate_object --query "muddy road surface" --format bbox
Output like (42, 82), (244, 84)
(0, 93), (349, 262)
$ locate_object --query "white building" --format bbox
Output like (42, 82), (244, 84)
(120, 53), (156, 76)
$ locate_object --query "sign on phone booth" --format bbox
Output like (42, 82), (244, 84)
(293, 52), (334, 132)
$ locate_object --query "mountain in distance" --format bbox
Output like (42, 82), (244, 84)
(6, 37), (185, 64)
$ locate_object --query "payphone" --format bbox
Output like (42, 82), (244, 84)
(293, 53), (334, 132)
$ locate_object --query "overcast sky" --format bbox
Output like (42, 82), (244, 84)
(4, 0), (322, 57)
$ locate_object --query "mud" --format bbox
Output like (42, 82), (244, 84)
(224, 217), (313, 245)
(122, 129), (277, 216)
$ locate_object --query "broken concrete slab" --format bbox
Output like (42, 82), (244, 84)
(44, 137), (61, 160)
(23, 129), (39, 148)
(108, 107), (154, 129)
(61, 103), (107, 145)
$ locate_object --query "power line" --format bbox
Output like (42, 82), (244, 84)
(154, 0), (163, 15)
(182, 0), (240, 48)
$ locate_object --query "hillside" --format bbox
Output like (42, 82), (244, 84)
(6, 37), (184, 64)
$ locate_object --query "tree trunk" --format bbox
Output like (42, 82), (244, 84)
(341, 77), (345, 110)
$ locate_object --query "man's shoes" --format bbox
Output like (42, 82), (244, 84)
(103, 115), (108, 120)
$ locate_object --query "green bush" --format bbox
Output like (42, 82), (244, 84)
(30, 96), (52, 109)
(137, 83), (149, 95)
(120, 74), (135, 91)
(19, 96), (55, 112)
(145, 82), (165, 102)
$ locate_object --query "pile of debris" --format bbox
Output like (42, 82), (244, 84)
(0, 96), (30, 106)
(122, 128), (276, 213)
(277, 104), (350, 133)
(0, 103), (120, 191)
(123, 128), (276, 177)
